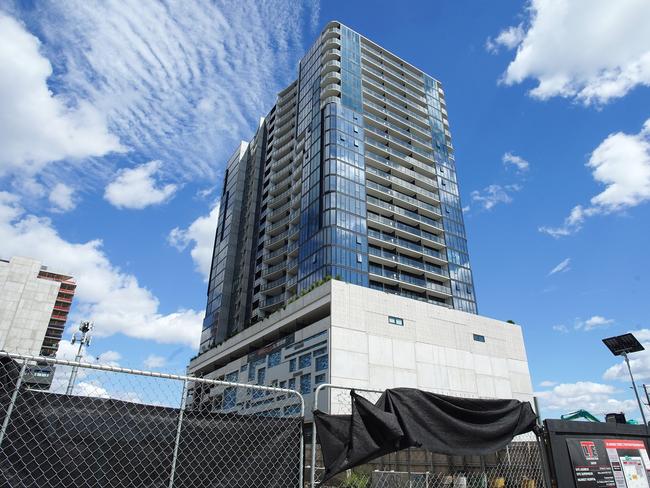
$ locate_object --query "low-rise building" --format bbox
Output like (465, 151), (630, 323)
(0, 256), (76, 388)
(188, 280), (533, 418)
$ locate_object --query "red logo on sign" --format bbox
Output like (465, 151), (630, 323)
(581, 441), (599, 461)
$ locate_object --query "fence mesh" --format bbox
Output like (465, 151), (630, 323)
(311, 385), (547, 488)
(0, 352), (304, 488)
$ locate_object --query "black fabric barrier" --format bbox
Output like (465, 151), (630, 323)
(314, 387), (538, 481)
(0, 357), (302, 487)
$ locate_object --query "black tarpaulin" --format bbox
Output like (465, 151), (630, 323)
(314, 388), (538, 481)
(0, 356), (302, 487)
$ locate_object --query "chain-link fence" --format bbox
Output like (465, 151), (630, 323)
(0, 351), (304, 488)
(310, 384), (548, 488)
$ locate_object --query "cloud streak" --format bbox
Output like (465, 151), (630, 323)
(9, 0), (318, 184)
(548, 258), (571, 276)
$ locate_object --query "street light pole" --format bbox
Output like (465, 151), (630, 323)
(622, 352), (647, 426)
(65, 321), (93, 395)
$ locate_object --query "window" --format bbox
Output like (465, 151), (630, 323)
(289, 358), (297, 372)
(279, 380), (287, 389)
(284, 404), (301, 415)
(388, 316), (404, 326)
(315, 355), (328, 372)
(312, 347), (327, 357)
(268, 351), (281, 368)
(473, 334), (486, 343)
(315, 373), (326, 385)
(223, 388), (236, 409)
(300, 374), (311, 394)
(257, 367), (266, 385)
(240, 364), (248, 372)
(299, 353), (312, 369)
(288, 378), (296, 390)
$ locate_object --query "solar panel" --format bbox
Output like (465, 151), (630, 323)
(602, 333), (644, 356)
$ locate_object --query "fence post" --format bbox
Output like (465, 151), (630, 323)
(0, 358), (27, 448)
(311, 384), (323, 488)
(299, 397), (305, 488)
(168, 378), (188, 488)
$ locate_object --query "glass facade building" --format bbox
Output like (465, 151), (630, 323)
(197, 21), (477, 359)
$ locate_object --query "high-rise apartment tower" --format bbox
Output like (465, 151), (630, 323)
(199, 21), (476, 355)
(190, 22), (532, 413)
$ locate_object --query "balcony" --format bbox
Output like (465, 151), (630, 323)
(322, 26), (341, 41)
(322, 48), (340, 63)
(268, 178), (291, 197)
(322, 83), (341, 99)
(364, 124), (434, 161)
(362, 76), (429, 119)
(360, 50), (425, 96)
(362, 63), (426, 104)
(364, 111), (431, 148)
(261, 275), (287, 293)
(363, 88), (429, 128)
(363, 99), (431, 141)
(366, 180), (441, 222)
(368, 264), (452, 298)
(360, 41), (424, 82)
(367, 211), (444, 245)
(366, 195), (443, 234)
(365, 152), (437, 191)
(368, 246), (449, 280)
(366, 164), (440, 205)
(321, 71), (341, 87)
(260, 292), (286, 310)
(364, 136), (437, 177)
(321, 60), (341, 75)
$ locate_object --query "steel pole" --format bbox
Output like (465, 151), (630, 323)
(168, 378), (188, 488)
(65, 335), (86, 395)
(623, 352), (647, 425)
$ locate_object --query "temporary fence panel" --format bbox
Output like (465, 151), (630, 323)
(310, 384), (548, 488)
(0, 352), (304, 488)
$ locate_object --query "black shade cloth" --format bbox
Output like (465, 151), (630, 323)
(0, 356), (302, 487)
(314, 388), (538, 481)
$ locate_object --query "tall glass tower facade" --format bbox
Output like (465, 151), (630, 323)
(197, 21), (477, 356)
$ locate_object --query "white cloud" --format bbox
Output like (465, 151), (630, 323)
(495, 0), (650, 104)
(539, 380), (557, 387)
(0, 13), (123, 177)
(10, 0), (318, 185)
(540, 119), (650, 237)
(143, 354), (166, 369)
(604, 328), (650, 382)
(471, 184), (521, 210)
(502, 152), (530, 172)
(48, 182), (76, 213)
(0, 192), (203, 347)
(548, 258), (571, 276)
(104, 161), (178, 209)
(576, 315), (615, 331)
(486, 25), (525, 54)
(552, 324), (569, 334)
(168, 203), (220, 281)
(536, 381), (638, 418)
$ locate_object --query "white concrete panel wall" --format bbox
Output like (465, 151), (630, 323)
(328, 281), (534, 414)
(0, 257), (60, 355)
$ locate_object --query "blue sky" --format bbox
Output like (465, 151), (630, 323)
(0, 0), (649, 420)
